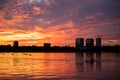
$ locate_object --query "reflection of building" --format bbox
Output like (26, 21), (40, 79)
(96, 37), (101, 47)
(75, 52), (102, 72)
(86, 38), (94, 47)
(13, 41), (18, 47)
(44, 43), (51, 48)
(75, 38), (84, 48)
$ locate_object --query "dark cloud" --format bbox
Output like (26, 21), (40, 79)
(0, 0), (8, 9)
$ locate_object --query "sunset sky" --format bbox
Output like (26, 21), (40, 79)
(0, 0), (120, 46)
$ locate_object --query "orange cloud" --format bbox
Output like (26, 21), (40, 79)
(33, 6), (47, 15)
(0, 1), (32, 27)
(1, 18), (103, 46)
(0, 27), (52, 46)
(33, 6), (41, 14)
(103, 40), (120, 46)
(0, 20), (77, 46)
(0, 14), (31, 27)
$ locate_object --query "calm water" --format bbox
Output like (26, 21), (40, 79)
(0, 52), (120, 80)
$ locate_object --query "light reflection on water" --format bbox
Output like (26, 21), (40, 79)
(0, 52), (120, 80)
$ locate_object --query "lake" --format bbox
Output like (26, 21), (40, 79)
(0, 52), (120, 80)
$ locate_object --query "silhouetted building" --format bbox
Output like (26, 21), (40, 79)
(13, 41), (18, 47)
(75, 38), (84, 48)
(96, 37), (101, 47)
(44, 43), (51, 48)
(86, 38), (94, 47)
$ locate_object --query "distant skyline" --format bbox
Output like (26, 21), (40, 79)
(0, 0), (120, 46)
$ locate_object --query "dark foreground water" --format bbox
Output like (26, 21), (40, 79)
(0, 52), (120, 80)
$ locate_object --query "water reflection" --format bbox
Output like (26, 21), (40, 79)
(0, 52), (120, 80)
(75, 52), (102, 72)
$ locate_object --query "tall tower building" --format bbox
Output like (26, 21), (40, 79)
(86, 38), (94, 47)
(75, 38), (84, 48)
(13, 41), (18, 47)
(96, 37), (101, 47)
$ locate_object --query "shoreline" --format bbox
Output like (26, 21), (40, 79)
(0, 46), (119, 53)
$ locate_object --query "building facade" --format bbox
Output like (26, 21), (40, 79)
(96, 37), (101, 47)
(75, 38), (84, 48)
(44, 43), (51, 48)
(13, 41), (18, 47)
(86, 38), (94, 47)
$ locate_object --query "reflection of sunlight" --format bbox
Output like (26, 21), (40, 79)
(0, 53), (76, 79)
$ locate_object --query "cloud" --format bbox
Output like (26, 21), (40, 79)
(0, 20), (76, 46)
(0, 0), (120, 46)
(0, 0), (32, 28)
(33, 6), (47, 15)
